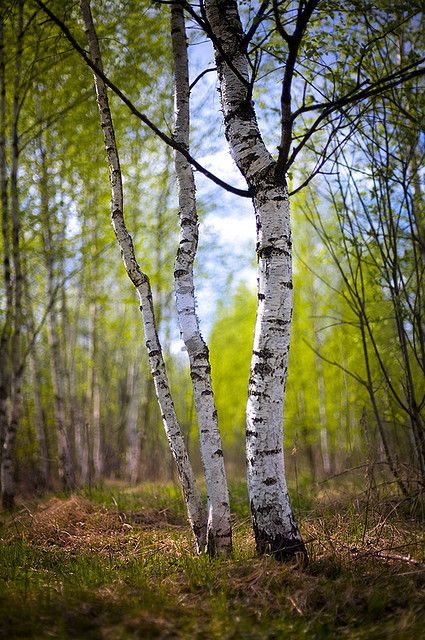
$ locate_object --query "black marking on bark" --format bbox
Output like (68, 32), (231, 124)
(174, 268), (188, 278)
(258, 448), (282, 457)
(256, 504), (273, 515)
(214, 449), (223, 457)
(253, 347), (273, 360)
(250, 501), (308, 564)
(223, 98), (252, 124)
(246, 430), (258, 438)
(258, 292), (265, 300)
(264, 478), (277, 486)
(201, 389), (213, 396)
(253, 361), (272, 376)
(258, 246), (290, 259)
(282, 281), (293, 289)
(148, 350), (160, 358)
(274, 319), (291, 327)
(194, 346), (209, 360)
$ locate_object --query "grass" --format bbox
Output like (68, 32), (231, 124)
(0, 480), (424, 639)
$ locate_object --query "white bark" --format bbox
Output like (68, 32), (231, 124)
(205, 0), (306, 560)
(171, 4), (232, 555)
(80, 0), (207, 552)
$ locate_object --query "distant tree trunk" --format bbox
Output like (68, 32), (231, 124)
(170, 3), (232, 556)
(1, 0), (24, 509)
(26, 296), (50, 489)
(39, 141), (75, 491)
(29, 346), (50, 490)
(313, 328), (331, 476)
(0, 16), (12, 479)
(205, 0), (307, 561)
(80, 0), (207, 552)
(125, 361), (141, 484)
(88, 299), (102, 483)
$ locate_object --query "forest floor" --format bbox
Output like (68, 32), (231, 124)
(0, 479), (424, 639)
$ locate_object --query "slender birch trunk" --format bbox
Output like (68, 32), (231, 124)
(170, 4), (232, 555)
(205, 0), (306, 561)
(80, 0), (207, 552)
(1, 1), (24, 509)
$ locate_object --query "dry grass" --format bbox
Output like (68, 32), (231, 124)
(1, 482), (424, 639)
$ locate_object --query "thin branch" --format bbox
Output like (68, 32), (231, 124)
(34, 0), (251, 198)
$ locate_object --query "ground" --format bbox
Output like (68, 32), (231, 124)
(0, 480), (424, 639)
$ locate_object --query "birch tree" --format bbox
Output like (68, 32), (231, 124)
(171, 3), (232, 555)
(202, 0), (308, 561)
(36, 0), (425, 559)
(79, 0), (207, 552)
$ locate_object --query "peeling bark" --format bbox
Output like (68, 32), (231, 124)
(205, 0), (307, 561)
(171, 3), (232, 555)
(80, 0), (207, 552)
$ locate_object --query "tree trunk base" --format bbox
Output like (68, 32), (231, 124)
(255, 531), (308, 565)
(2, 491), (15, 510)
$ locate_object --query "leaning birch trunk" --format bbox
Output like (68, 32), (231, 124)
(205, 0), (307, 561)
(79, 0), (207, 552)
(170, 3), (232, 555)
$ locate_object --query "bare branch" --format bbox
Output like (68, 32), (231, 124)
(34, 0), (251, 198)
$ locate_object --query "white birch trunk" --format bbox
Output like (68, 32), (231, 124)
(205, 0), (306, 561)
(171, 4), (232, 555)
(80, 0), (207, 552)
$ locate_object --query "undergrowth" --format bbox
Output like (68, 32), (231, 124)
(0, 480), (424, 639)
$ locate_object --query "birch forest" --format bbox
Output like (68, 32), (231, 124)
(0, 0), (424, 637)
